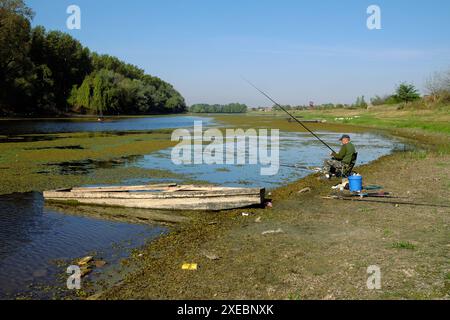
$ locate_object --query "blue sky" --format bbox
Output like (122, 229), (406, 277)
(27, 0), (450, 106)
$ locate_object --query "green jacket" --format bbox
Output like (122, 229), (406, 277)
(332, 142), (356, 164)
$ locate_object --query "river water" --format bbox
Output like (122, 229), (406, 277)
(0, 115), (407, 299)
(0, 115), (214, 135)
(135, 130), (404, 189)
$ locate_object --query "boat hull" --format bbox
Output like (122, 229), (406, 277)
(43, 185), (265, 211)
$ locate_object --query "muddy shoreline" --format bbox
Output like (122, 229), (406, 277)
(94, 123), (449, 300)
(1, 114), (447, 299)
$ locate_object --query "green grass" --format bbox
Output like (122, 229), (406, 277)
(316, 114), (450, 134)
(401, 150), (428, 160)
(358, 207), (375, 214)
(391, 242), (416, 250)
(288, 292), (303, 300)
(436, 162), (449, 167)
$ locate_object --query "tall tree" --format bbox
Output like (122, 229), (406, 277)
(44, 31), (92, 111)
(0, 0), (34, 113)
(395, 83), (421, 104)
(0, 0), (186, 116)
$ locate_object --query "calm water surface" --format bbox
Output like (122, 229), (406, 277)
(0, 115), (214, 135)
(133, 131), (406, 188)
(0, 193), (166, 299)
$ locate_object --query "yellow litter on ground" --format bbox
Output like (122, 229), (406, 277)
(182, 263), (198, 270)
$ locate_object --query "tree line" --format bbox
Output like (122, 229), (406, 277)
(370, 83), (421, 106)
(189, 103), (248, 113)
(275, 83), (422, 110)
(0, 0), (186, 116)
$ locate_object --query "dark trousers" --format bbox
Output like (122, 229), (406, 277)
(323, 159), (344, 174)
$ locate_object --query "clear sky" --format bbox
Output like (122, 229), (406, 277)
(26, 0), (450, 107)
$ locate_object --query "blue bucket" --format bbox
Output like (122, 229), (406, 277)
(348, 175), (363, 192)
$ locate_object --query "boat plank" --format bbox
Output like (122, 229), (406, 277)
(72, 183), (178, 192)
(44, 185), (265, 211)
(46, 195), (263, 211)
(44, 189), (264, 199)
(71, 185), (246, 193)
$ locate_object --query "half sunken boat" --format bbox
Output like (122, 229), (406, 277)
(43, 184), (266, 211)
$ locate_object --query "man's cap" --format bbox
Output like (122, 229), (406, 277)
(339, 134), (351, 141)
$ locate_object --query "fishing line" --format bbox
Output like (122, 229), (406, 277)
(242, 77), (337, 153)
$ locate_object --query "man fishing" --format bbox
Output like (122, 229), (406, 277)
(243, 79), (358, 179)
(323, 135), (357, 179)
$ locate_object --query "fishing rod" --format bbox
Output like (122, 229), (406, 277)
(243, 78), (337, 154)
(280, 164), (321, 171)
(323, 196), (450, 208)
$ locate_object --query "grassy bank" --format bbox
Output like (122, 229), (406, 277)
(252, 104), (449, 138)
(97, 110), (449, 300)
(249, 104), (450, 134)
(215, 105), (450, 153)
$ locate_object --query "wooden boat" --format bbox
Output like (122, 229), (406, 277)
(43, 184), (265, 211)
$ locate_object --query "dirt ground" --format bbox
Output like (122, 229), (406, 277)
(99, 148), (449, 300)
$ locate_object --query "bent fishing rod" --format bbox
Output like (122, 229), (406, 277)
(243, 78), (336, 154)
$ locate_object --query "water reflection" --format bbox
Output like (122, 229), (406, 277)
(0, 116), (214, 135)
(0, 192), (166, 299)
